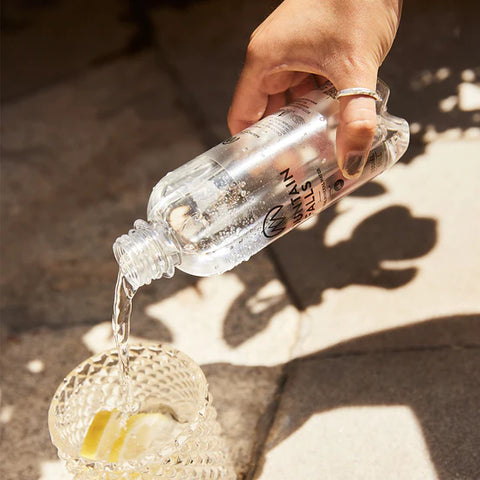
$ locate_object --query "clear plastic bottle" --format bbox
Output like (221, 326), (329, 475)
(113, 80), (409, 290)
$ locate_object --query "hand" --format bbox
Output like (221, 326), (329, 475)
(228, 0), (403, 178)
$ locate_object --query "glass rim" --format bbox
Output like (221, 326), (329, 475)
(48, 343), (210, 473)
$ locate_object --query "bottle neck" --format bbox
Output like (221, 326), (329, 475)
(113, 219), (181, 290)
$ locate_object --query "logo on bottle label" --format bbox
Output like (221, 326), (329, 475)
(334, 179), (344, 191)
(263, 205), (287, 238)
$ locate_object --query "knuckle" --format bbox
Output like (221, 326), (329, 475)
(246, 27), (280, 69)
(339, 53), (377, 77)
(246, 35), (265, 63)
(328, 51), (378, 88)
(343, 118), (377, 140)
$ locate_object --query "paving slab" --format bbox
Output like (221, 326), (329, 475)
(381, 0), (480, 160)
(149, 0), (275, 140)
(280, 138), (480, 357)
(257, 336), (480, 480)
(202, 362), (284, 479)
(1, 0), (138, 102)
(1, 51), (200, 332)
(0, 327), (91, 480)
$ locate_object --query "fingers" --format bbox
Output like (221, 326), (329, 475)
(228, 70), (268, 134)
(264, 92), (287, 117)
(228, 71), (317, 134)
(229, 39), (378, 181)
(286, 74), (317, 103)
(334, 74), (378, 178)
(263, 75), (317, 115)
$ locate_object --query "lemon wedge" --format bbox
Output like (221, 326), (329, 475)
(80, 409), (124, 460)
(81, 409), (183, 462)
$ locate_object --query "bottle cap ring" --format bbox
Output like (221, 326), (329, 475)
(336, 88), (382, 102)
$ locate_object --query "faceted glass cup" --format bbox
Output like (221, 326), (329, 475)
(48, 344), (235, 479)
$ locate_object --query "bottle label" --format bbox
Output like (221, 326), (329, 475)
(241, 82), (337, 141)
(261, 143), (388, 239)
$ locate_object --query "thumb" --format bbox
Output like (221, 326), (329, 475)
(335, 79), (378, 179)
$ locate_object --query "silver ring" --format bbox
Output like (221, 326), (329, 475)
(336, 87), (381, 102)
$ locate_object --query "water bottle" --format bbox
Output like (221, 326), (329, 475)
(113, 80), (409, 290)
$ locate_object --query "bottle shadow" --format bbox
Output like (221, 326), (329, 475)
(207, 313), (480, 479)
(222, 185), (437, 347)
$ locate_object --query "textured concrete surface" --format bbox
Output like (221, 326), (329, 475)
(2, 51), (202, 331)
(1, 0), (480, 479)
(259, 343), (480, 480)
(1, 0), (139, 102)
(149, 0), (275, 140)
(286, 138), (480, 358)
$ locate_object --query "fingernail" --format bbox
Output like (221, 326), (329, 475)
(343, 151), (366, 178)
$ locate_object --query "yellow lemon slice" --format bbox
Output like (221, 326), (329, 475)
(81, 409), (183, 463)
(80, 409), (124, 460)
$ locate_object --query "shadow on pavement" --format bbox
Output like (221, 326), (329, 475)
(381, 0), (480, 164)
(223, 197), (437, 347)
(208, 313), (480, 479)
